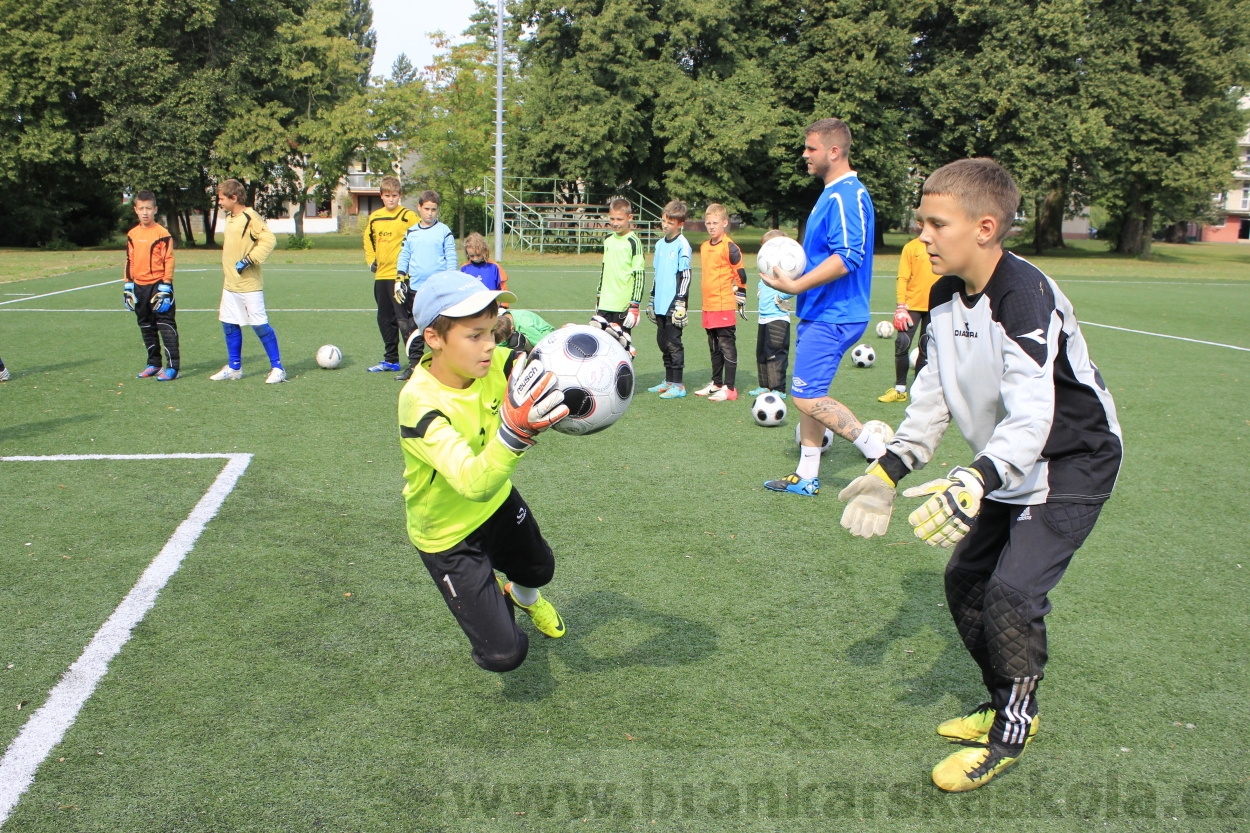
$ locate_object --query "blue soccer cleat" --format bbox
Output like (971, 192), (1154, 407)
(659, 383), (686, 399)
(137, 365), (161, 378)
(647, 381), (672, 393)
(155, 367), (178, 381)
(764, 473), (820, 496)
(367, 361), (401, 373)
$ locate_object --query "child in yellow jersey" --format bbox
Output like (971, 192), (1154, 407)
(211, 179), (284, 383)
(399, 271), (571, 671)
(879, 234), (941, 403)
(694, 203), (747, 402)
(363, 176), (418, 373)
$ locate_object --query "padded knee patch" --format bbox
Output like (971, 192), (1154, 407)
(894, 329), (912, 354)
(984, 579), (1049, 680)
(1044, 502), (1102, 548)
(251, 323), (274, 339)
(945, 566), (988, 654)
(222, 322), (242, 336)
(473, 629), (529, 673)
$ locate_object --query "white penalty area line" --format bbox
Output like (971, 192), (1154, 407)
(1081, 321), (1249, 352)
(0, 452), (253, 827)
(0, 280), (121, 307)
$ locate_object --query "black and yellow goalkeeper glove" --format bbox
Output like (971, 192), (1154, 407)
(904, 466), (985, 548)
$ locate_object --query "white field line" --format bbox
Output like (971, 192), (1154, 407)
(0, 452), (253, 827)
(1081, 321), (1249, 352)
(0, 280), (121, 307)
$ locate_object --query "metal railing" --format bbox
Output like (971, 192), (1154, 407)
(485, 177), (663, 253)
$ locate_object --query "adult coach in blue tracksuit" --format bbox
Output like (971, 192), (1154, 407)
(761, 117), (888, 497)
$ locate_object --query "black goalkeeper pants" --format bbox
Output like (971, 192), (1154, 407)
(394, 288), (426, 366)
(944, 498), (1103, 750)
(655, 314), (684, 384)
(893, 310), (930, 387)
(755, 319), (790, 391)
(133, 283), (180, 369)
(418, 488), (555, 673)
(374, 280), (400, 364)
(706, 325), (737, 389)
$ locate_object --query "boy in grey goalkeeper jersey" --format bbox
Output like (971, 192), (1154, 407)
(837, 158), (1121, 793)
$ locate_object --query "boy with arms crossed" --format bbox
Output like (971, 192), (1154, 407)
(838, 158), (1122, 791)
(879, 233), (940, 402)
(646, 200), (693, 399)
(124, 190), (180, 381)
(362, 176), (418, 373)
(595, 198), (646, 330)
(399, 271), (570, 671)
(693, 203), (747, 402)
(761, 119), (886, 493)
(394, 190), (457, 381)
(212, 179), (285, 383)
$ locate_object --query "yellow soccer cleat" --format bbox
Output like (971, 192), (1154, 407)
(878, 388), (908, 403)
(504, 582), (566, 638)
(937, 703), (1039, 742)
(932, 740), (1024, 792)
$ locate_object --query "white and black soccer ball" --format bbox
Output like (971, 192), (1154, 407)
(861, 419), (895, 445)
(755, 236), (807, 280)
(909, 347), (920, 370)
(529, 325), (634, 436)
(751, 392), (786, 427)
(875, 320), (895, 339)
(851, 343), (876, 368)
(316, 344), (342, 369)
(795, 423), (834, 454)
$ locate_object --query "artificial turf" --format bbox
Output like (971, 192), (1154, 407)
(0, 240), (1246, 831)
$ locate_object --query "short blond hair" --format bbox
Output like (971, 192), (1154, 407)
(922, 158), (1020, 243)
(608, 197), (632, 214)
(380, 175), (401, 194)
(760, 229), (787, 243)
(704, 203), (729, 221)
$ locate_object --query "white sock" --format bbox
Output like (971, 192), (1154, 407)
(895, 385), (906, 393)
(796, 445), (822, 480)
(852, 427), (888, 460)
(508, 582), (539, 606)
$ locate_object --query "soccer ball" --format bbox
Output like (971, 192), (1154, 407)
(909, 347), (920, 370)
(529, 325), (634, 436)
(875, 320), (895, 339)
(756, 236), (807, 280)
(861, 419), (895, 445)
(851, 344), (876, 368)
(316, 345), (342, 369)
(751, 392), (786, 427)
(795, 422), (834, 454)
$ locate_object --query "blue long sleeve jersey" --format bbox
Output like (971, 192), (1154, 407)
(396, 221), (456, 289)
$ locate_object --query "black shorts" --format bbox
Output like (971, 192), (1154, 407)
(418, 487), (554, 672)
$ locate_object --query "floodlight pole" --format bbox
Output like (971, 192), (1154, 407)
(493, 0), (504, 262)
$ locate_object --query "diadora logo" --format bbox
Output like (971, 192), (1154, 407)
(954, 327), (977, 338)
(1019, 328), (1046, 344)
(516, 506), (528, 524)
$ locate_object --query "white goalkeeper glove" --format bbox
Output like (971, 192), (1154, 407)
(589, 314), (636, 358)
(838, 462), (897, 539)
(394, 276), (410, 306)
(672, 299), (687, 328)
(645, 302), (657, 325)
(623, 302), (640, 330)
(497, 354), (569, 452)
(122, 281), (136, 311)
(903, 466), (985, 548)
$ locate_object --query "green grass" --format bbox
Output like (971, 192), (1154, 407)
(0, 246), (1247, 831)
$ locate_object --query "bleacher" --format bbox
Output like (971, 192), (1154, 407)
(484, 177), (664, 253)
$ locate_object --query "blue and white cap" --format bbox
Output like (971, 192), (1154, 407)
(412, 270), (516, 332)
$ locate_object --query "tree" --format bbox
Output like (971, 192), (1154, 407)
(412, 36), (497, 238)
(1085, 0), (1250, 257)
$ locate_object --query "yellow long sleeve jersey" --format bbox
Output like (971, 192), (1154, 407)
(398, 347), (524, 552)
(221, 208), (277, 293)
(363, 205), (418, 281)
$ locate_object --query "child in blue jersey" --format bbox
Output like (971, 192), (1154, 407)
(760, 118), (887, 496)
(394, 190), (457, 381)
(459, 232), (509, 296)
(748, 229), (795, 397)
(645, 200), (693, 399)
